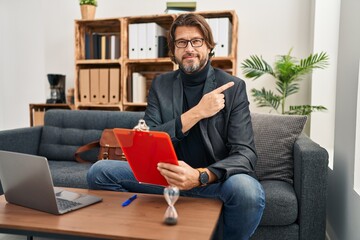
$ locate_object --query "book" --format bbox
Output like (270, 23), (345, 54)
(158, 36), (169, 58)
(165, 1), (196, 13)
(79, 69), (90, 103)
(132, 72), (147, 103)
(99, 68), (109, 103)
(109, 68), (120, 103)
(129, 24), (138, 59)
(146, 23), (166, 58)
(217, 18), (232, 56)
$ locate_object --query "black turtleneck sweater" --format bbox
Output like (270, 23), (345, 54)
(174, 61), (215, 168)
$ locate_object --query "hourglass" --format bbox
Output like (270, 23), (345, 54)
(163, 186), (179, 225)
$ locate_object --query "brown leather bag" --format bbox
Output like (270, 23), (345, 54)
(75, 129), (126, 163)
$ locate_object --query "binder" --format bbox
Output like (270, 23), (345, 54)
(146, 23), (166, 58)
(101, 35), (106, 60)
(110, 34), (120, 59)
(109, 68), (120, 103)
(132, 72), (147, 103)
(217, 18), (232, 56)
(158, 35), (168, 58)
(129, 24), (138, 59)
(99, 68), (109, 104)
(207, 18), (219, 56)
(92, 33), (101, 59)
(106, 35), (112, 59)
(85, 33), (91, 59)
(79, 69), (90, 103)
(33, 110), (45, 126)
(113, 128), (178, 186)
(90, 68), (100, 103)
(137, 23), (147, 59)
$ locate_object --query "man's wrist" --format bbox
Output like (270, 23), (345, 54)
(197, 168), (210, 186)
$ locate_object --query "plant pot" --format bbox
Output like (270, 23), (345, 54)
(80, 5), (96, 20)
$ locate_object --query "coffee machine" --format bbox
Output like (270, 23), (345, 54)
(46, 74), (66, 104)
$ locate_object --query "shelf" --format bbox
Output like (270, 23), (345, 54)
(76, 104), (122, 111)
(126, 58), (173, 64)
(76, 59), (121, 65)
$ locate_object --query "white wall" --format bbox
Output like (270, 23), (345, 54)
(327, 0), (360, 239)
(0, 1), (46, 129)
(310, 0), (340, 169)
(0, 0), (313, 130)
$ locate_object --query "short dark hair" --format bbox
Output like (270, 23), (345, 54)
(168, 13), (215, 62)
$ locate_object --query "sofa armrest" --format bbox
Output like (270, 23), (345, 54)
(0, 126), (43, 155)
(293, 133), (328, 240)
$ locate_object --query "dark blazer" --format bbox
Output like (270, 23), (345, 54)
(144, 65), (257, 181)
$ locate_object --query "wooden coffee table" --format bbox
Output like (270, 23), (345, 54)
(0, 188), (222, 239)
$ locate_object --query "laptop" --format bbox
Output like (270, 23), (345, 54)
(0, 150), (102, 215)
(113, 128), (179, 186)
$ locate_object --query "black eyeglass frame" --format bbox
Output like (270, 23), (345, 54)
(174, 38), (205, 48)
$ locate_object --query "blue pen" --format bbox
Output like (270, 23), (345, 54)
(122, 194), (137, 207)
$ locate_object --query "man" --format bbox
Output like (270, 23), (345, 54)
(87, 13), (265, 240)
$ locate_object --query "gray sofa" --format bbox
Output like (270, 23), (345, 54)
(0, 109), (328, 240)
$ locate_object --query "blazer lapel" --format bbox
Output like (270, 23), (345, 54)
(202, 66), (217, 95)
(199, 66), (216, 158)
(172, 72), (183, 118)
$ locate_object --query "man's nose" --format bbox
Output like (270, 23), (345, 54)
(185, 42), (195, 51)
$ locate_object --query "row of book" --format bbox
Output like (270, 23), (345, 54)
(129, 23), (169, 59)
(85, 33), (120, 60)
(82, 18), (231, 60)
(206, 18), (232, 57)
(78, 68), (120, 104)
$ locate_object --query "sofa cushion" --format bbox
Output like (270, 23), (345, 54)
(251, 113), (307, 184)
(259, 180), (298, 226)
(38, 110), (145, 162)
(48, 160), (92, 189)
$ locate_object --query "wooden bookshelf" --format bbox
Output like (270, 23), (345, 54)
(74, 10), (238, 111)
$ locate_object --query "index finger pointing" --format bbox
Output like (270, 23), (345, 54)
(212, 82), (235, 94)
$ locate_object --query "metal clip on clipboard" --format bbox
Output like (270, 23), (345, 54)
(133, 119), (149, 132)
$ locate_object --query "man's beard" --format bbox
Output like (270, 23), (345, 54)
(176, 54), (208, 74)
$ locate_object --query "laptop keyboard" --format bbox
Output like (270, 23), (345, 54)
(56, 198), (82, 211)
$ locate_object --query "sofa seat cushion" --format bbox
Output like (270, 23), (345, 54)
(259, 180), (298, 226)
(48, 160), (92, 189)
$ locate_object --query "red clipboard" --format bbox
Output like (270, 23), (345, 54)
(113, 128), (179, 186)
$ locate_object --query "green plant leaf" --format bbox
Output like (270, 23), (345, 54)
(251, 88), (281, 111)
(240, 55), (275, 80)
(274, 53), (297, 84)
(241, 49), (329, 116)
(79, 0), (97, 6)
(290, 52), (329, 82)
(286, 105), (327, 116)
(275, 82), (299, 97)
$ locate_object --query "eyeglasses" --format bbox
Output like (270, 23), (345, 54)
(174, 38), (204, 48)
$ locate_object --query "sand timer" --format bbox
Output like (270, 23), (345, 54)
(163, 186), (179, 225)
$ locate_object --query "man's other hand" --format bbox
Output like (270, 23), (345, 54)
(196, 81), (234, 118)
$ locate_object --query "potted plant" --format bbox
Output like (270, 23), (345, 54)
(241, 49), (329, 115)
(79, 0), (97, 20)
